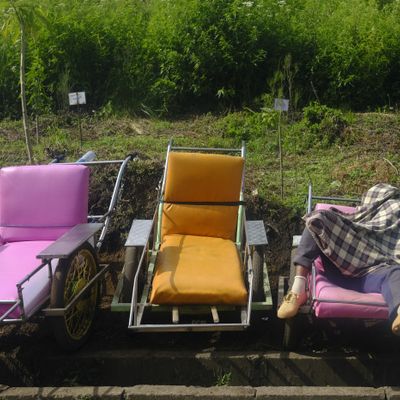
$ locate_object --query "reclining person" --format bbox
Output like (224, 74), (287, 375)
(277, 183), (400, 336)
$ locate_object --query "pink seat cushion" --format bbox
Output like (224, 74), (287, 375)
(312, 258), (388, 319)
(0, 164), (89, 242)
(0, 241), (58, 319)
(314, 203), (356, 214)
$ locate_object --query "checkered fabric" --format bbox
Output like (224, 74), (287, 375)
(305, 183), (400, 277)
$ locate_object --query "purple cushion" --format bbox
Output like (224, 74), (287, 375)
(0, 241), (58, 319)
(312, 258), (388, 319)
(0, 164), (89, 242)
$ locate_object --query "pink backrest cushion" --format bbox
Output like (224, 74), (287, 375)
(0, 164), (89, 242)
(314, 202), (356, 214)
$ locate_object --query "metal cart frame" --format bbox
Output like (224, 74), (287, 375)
(277, 183), (390, 349)
(0, 152), (132, 327)
(111, 142), (272, 332)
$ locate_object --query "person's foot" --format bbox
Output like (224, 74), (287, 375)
(392, 314), (400, 336)
(277, 291), (307, 319)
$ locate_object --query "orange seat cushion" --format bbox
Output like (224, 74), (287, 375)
(162, 152), (244, 240)
(149, 234), (248, 305)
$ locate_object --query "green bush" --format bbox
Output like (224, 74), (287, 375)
(284, 103), (351, 153)
(216, 111), (273, 141)
(297, 0), (400, 109)
(1, 0), (400, 117)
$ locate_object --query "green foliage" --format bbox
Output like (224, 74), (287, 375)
(216, 110), (274, 141)
(214, 370), (232, 386)
(1, 0), (400, 117)
(142, 0), (278, 113)
(303, 103), (350, 140)
(299, 0), (400, 109)
(284, 103), (351, 152)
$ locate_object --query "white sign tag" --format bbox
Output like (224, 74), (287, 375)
(68, 92), (86, 106)
(274, 98), (289, 112)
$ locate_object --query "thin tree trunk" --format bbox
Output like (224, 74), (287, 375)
(35, 114), (39, 144)
(20, 25), (33, 164)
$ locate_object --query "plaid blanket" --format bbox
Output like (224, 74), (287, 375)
(305, 183), (400, 277)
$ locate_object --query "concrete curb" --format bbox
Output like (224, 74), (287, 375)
(0, 385), (397, 400)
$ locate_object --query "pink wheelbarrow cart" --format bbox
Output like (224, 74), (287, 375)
(278, 183), (389, 349)
(0, 152), (132, 350)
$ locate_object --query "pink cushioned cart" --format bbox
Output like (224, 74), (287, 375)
(278, 183), (389, 349)
(0, 152), (132, 350)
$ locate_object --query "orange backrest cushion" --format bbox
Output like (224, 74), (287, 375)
(161, 152), (244, 240)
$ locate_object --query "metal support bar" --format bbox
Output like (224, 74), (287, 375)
(170, 146), (242, 153)
(245, 243), (253, 326)
(172, 307), (179, 324)
(312, 195), (361, 203)
(211, 306), (219, 323)
(64, 160), (128, 165)
(235, 143), (246, 248)
(313, 297), (387, 307)
(240, 307), (247, 324)
(130, 323), (247, 332)
(0, 301), (22, 323)
(96, 155), (133, 251)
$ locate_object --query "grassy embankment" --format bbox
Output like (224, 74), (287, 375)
(1, 110), (400, 285)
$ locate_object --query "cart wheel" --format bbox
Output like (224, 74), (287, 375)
(50, 242), (99, 350)
(252, 246), (265, 302)
(122, 246), (141, 303)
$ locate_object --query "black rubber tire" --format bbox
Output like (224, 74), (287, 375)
(50, 242), (99, 351)
(252, 246), (265, 302)
(122, 246), (141, 303)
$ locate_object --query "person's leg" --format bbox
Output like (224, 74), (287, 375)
(291, 265), (308, 294)
(359, 266), (400, 335)
(277, 228), (319, 319)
